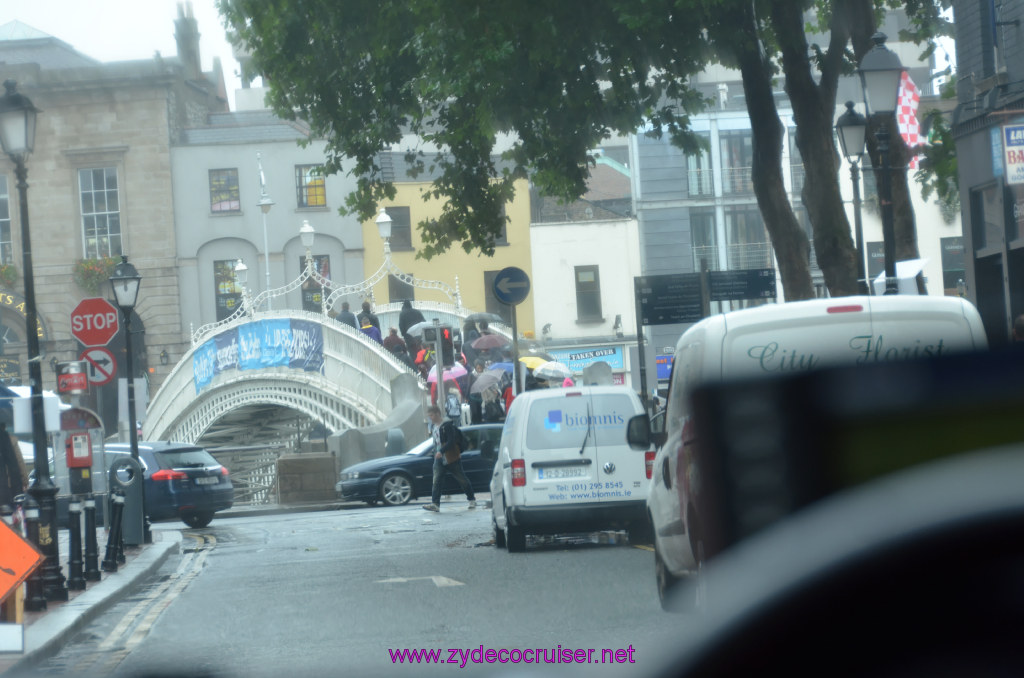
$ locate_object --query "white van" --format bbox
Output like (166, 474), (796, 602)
(647, 295), (987, 608)
(490, 385), (652, 552)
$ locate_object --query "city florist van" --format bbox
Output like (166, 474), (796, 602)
(647, 294), (987, 608)
(490, 385), (652, 552)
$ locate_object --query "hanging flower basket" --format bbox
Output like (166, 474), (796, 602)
(73, 256), (119, 295)
(0, 263), (18, 288)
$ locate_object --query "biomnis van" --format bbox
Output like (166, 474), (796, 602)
(647, 294), (987, 609)
(490, 385), (653, 552)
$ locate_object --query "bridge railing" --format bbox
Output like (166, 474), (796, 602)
(147, 310), (420, 442)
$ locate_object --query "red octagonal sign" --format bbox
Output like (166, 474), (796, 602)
(71, 297), (120, 347)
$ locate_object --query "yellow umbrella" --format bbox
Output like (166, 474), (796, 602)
(519, 356), (547, 370)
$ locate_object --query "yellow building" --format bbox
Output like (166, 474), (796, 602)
(361, 178), (535, 336)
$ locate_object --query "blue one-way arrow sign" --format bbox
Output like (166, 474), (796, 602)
(493, 266), (531, 306)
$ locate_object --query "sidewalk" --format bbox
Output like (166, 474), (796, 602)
(0, 500), (342, 676)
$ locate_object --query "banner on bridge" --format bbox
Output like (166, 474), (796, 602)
(193, 319), (325, 393)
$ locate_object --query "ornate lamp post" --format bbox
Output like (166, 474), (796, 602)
(109, 256), (148, 542)
(256, 153), (274, 308)
(835, 101), (869, 294)
(234, 260), (251, 317)
(0, 79), (67, 604)
(857, 32), (906, 295)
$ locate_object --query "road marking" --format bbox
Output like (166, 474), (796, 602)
(376, 575), (465, 587)
(69, 534), (215, 675)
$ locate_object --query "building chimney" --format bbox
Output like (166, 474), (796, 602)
(175, 2), (203, 81)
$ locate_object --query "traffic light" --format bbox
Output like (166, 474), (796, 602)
(440, 326), (455, 367)
(422, 327), (438, 343)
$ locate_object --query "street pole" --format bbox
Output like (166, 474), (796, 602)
(15, 157), (67, 604)
(850, 160), (868, 294)
(876, 122), (899, 295)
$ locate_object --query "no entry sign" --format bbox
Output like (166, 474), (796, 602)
(71, 297), (120, 346)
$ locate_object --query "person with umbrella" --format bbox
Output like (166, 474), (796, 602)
(467, 360), (487, 424)
(462, 320), (480, 364)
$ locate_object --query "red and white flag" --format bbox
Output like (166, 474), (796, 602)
(897, 71), (922, 169)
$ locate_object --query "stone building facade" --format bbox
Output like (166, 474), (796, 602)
(0, 9), (227, 432)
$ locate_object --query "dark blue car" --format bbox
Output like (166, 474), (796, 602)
(336, 424), (503, 506)
(106, 442), (234, 528)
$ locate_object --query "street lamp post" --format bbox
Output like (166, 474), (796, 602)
(299, 220), (322, 314)
(109, 256), (148, 542)
(0, 80), (67, 604)
(256, 153), (274, 309)
(857, 32), (906, 295)
(234, 260), (251, 317)
(836, 101), (869, 294)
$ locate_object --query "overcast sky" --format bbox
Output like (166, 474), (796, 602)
(4, 0), (243, 107)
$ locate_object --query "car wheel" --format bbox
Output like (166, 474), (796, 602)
(379, 473), (414, 506)
(655, 540), (681, 610)
(182, 511), (213, 529)
(493, 517), (506, 548)
(505, 513), (526, 553)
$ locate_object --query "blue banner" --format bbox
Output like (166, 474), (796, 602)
(547, 345), (624, 373)
(194, 319), (325, 393)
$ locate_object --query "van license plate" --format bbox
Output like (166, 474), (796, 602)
(537, 467), (586, 480)
(194, 476), (219, 485)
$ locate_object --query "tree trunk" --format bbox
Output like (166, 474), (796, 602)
(772, 0), (860, 296)
(730, 3), (814, 301)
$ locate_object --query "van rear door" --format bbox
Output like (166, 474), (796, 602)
(520, 389), (643, 506)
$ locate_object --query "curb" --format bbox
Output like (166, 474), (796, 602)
(5, 531), (182, 676)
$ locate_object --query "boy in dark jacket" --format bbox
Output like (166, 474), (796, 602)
(422, 405), (475, 512)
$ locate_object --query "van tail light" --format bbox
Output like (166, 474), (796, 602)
(511, 459), (526, 487)
(152, 469), (188, 481)
(645, 451), (656, 479)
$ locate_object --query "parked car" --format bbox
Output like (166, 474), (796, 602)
(490, 385), (653, 552)
(105, 442), (234, 528)
(648, 294), (988, 609)
(336, 423), (503, 506)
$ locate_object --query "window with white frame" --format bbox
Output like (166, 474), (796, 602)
(295, 164), (327, 208)
(79, 167), (122, 258)
(209, 168), (241, 213)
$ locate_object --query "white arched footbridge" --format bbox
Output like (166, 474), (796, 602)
(144, 302), (511, 447)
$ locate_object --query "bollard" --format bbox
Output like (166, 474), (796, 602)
(67, 497), (86, 591)
(117, 525), (126, 565)
(83, 495), (101, 582)
(22, 495), (47, 612)
(101, 491), (124, 573)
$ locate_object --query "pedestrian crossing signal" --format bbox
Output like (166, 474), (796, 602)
(440, 327), (455, 367)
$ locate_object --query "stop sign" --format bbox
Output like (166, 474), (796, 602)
(71, 297), (120, 347)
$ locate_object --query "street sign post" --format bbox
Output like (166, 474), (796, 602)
(80, 347), (117, 387)
(491, 267), (531, 394)
(70, 298), (120, 347)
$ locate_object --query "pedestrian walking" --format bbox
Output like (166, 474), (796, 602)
(382, 327), (406, 353)
(357, 300), (380, 331)
(336, 301), (358, 329)
(422, 405), (475, 512)
(399, 300), (426, 347)
(360, 319), (383, 344)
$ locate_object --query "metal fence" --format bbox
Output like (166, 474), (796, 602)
(209, 444), (284, 506)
